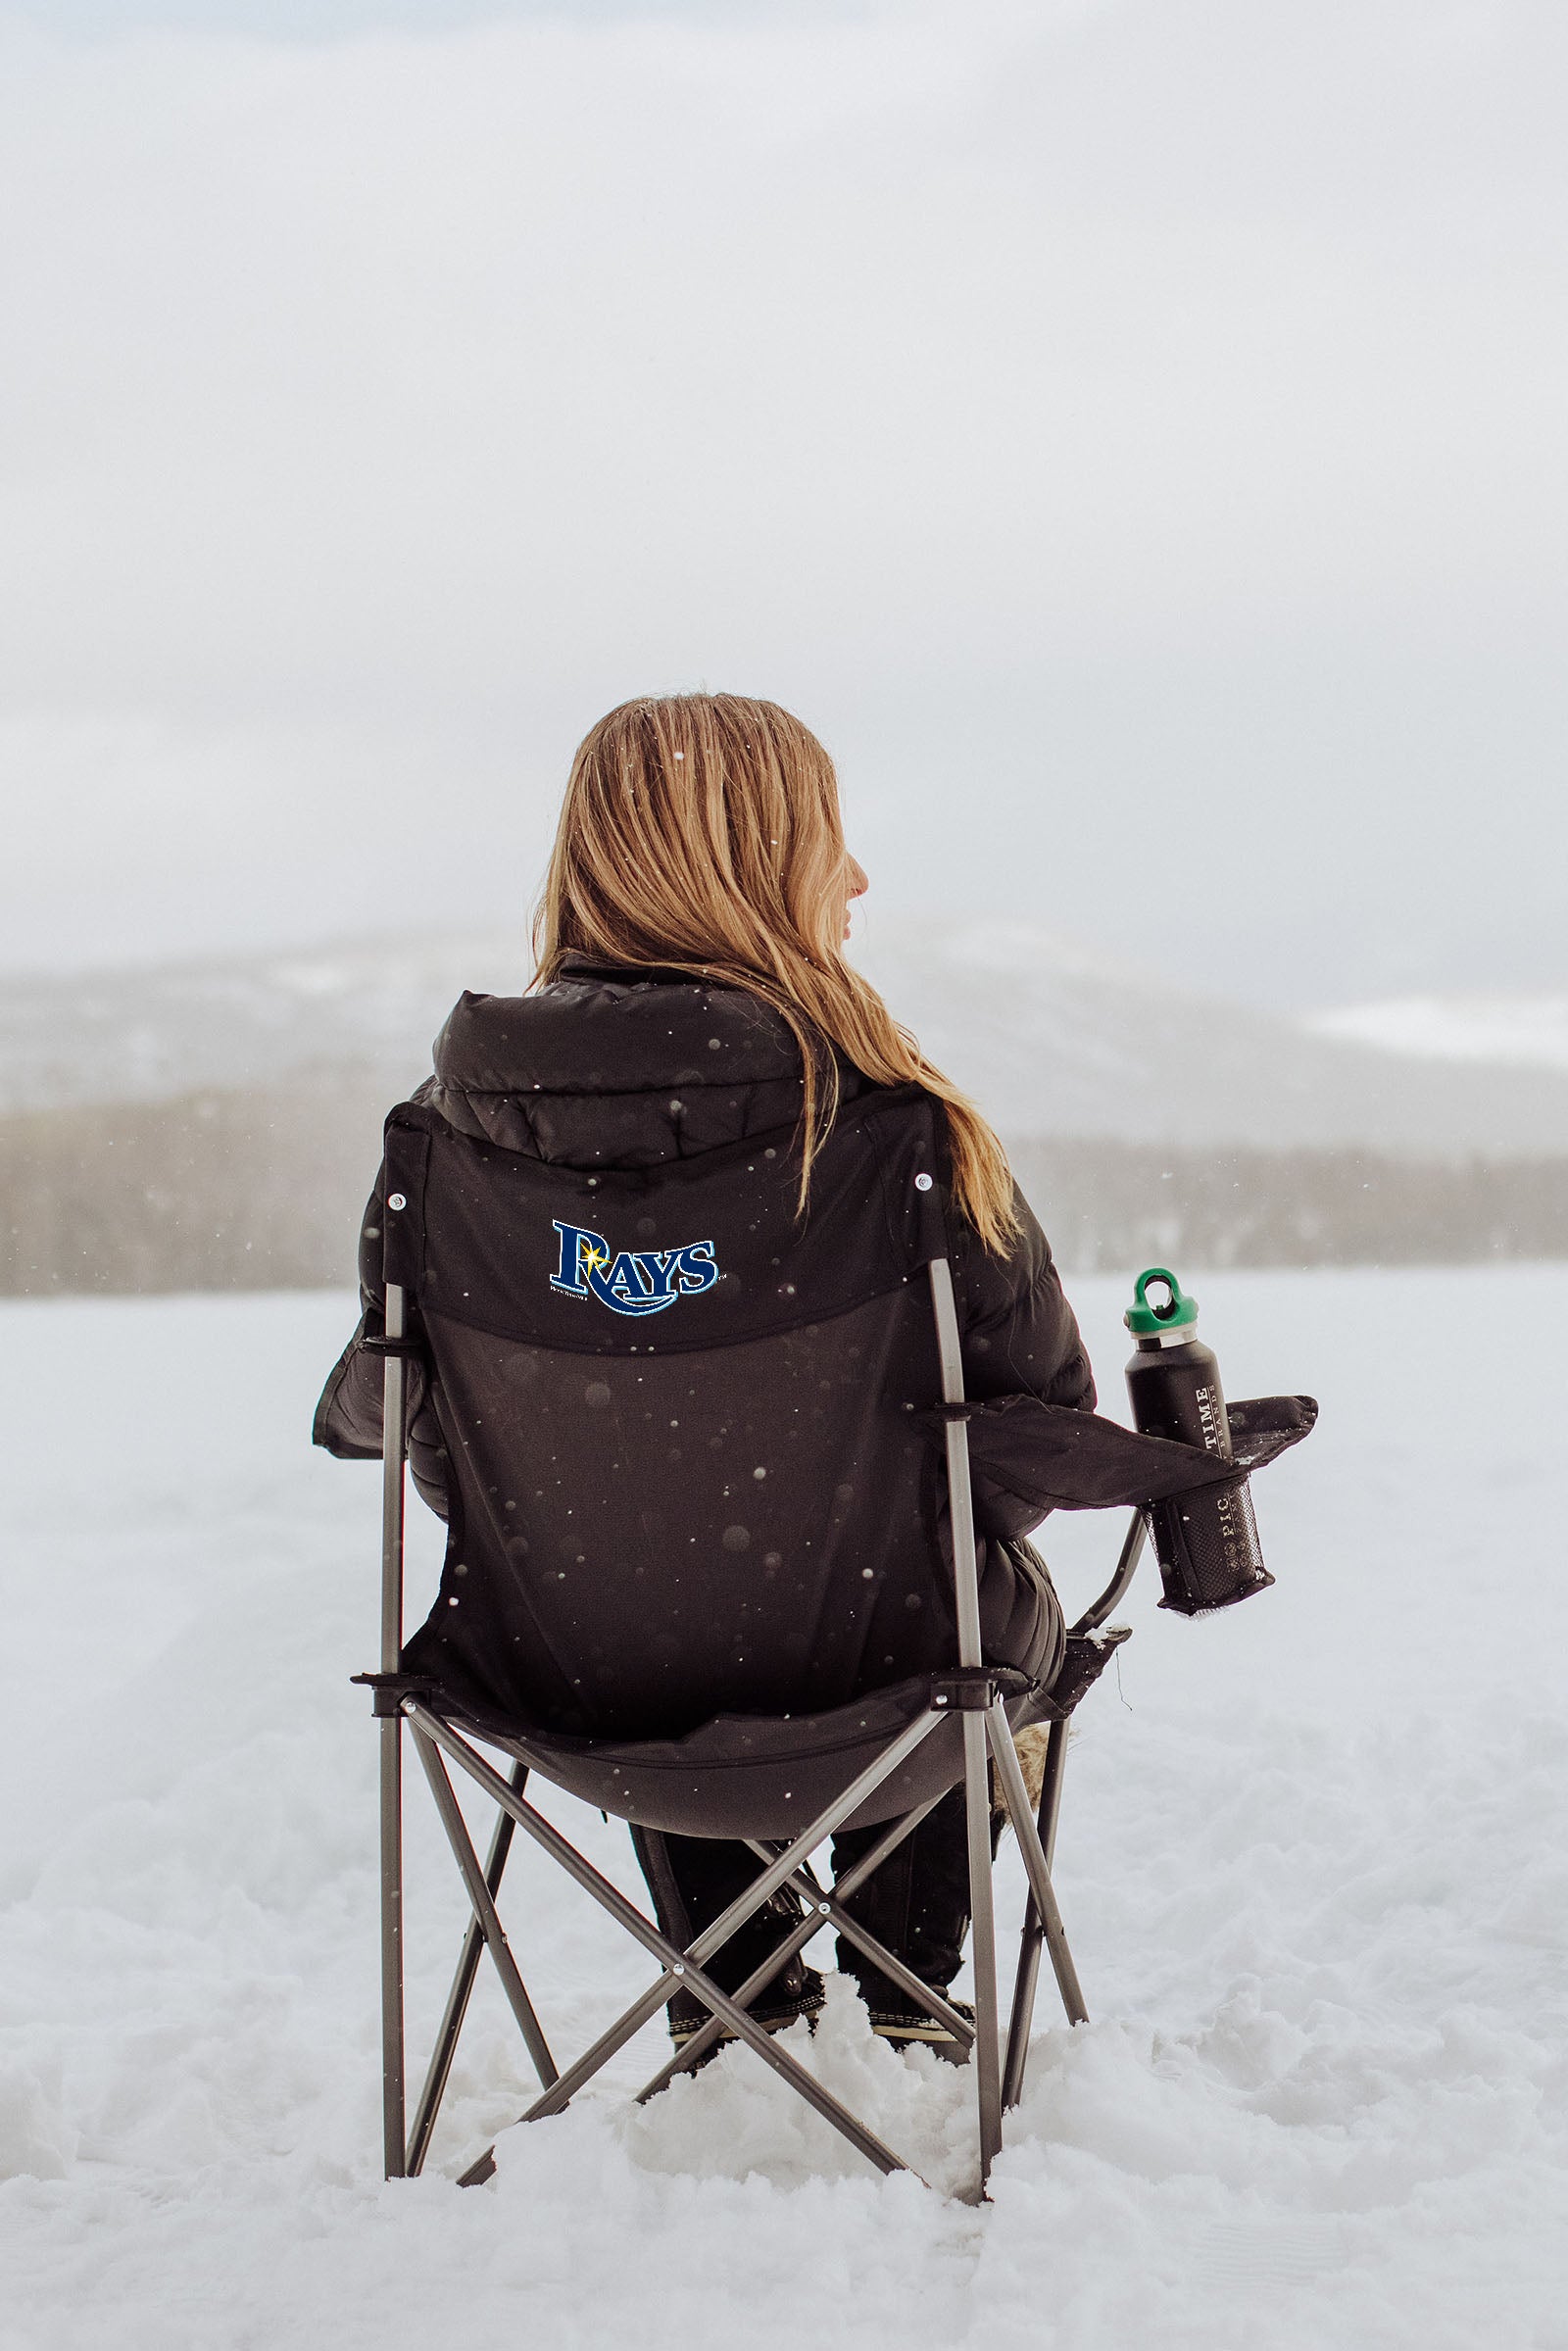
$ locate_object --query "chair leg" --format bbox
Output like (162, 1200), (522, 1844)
(507, 1699), (950, 2121)
(376, 1284), (410, 2181)
(963, 1710), (1004, 2198)
(520, 1818), (917, 2181)
(987, 1703), (1088, 2030)
(1002, 1716), (1070, 2110)
(378, 1709), (406, 2181)
(406, 1760), (552, 2179)
(755, 1846), (977, 2050)
(410, 1701), (935, 2188)
(1000, 1507), (1145, 2108)
(413, 1734), (559, 2095)
(408, 1808), (508, 2180)
(634, 1797), (962, 2099)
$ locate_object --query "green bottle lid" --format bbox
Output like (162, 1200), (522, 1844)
(1125, 1265), (1200, 1336)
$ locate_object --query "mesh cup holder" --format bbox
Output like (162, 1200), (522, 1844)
(1150, 1472), (1275, 1616)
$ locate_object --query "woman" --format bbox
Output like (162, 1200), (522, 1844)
(317, 692), (1096, 2058)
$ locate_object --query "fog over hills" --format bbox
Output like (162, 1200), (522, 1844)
(854, 926), (1568, 1158)
(4, 928), (1564, 1294)
(5, 922), (1568, 1159)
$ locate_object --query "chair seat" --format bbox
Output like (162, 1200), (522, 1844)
(404, 1626), (1137, 1839)
(417, 1671), (1025, 1838)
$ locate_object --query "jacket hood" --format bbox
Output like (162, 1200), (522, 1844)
(425, 960), (868, 1169)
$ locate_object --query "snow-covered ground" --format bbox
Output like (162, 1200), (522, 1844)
(2, 1269), (1564, 2349)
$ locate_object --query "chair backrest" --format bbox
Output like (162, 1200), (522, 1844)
(387, 1085), (966, 1738)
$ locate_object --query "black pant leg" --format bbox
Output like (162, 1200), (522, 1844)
(629, 1827), (808, 2000)
(633, 1791), (995, 2021)
(830, 1782), (976, 2008)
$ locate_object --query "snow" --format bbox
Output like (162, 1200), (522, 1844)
(2, 1268), (1565, 2348)
(1307, 992), (1568, 1075)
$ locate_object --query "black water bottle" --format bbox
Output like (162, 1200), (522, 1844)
(1123, 1266), (1274, 1615)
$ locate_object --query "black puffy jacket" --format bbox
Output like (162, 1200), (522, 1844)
(315, 959), (1095, 1509)
(314, 961), (1096, 1730)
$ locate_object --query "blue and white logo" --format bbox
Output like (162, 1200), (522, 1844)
(549, 1221), (720, 1318)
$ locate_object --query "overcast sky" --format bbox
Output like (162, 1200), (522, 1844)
(2, 0), (1564, 1005)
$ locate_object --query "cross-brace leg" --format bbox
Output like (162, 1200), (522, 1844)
(736, 1835), (978, 2054)
(725, 1702), (1089, 2196)
(997, 1510), (1147, 2111)
(393, 1694), (1090, 2198)
(964, 1707), (1004, 2189)
(1001, 1716), (1070, 2111)
(404, 1742), (558, 2176)
(630, 1798), (971, 2098)
(986, 1698), (1089, 2136)
(986, 1699), (1088, 2029)
(407, 1699), (944, 2188)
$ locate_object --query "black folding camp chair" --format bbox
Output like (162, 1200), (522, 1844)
(354, 1086), (1312, 2200)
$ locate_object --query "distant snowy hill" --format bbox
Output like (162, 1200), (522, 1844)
(852, 923), (1568, 1157)
(0, 936), (527, 1116)
(1305, 992), (1568, 1074)
(6, 921), (1568, 1158)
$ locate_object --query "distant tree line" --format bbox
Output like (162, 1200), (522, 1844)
(2, 1081), (1564, 1298)
(1006, 1138), (1568, 1273)
(0, 1074), (390, 1296)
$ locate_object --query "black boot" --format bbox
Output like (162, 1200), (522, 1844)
(830, 1782), (994, 2061)
(630, 1826), (826, 2050)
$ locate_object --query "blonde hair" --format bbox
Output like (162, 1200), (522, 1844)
(532, 693), (1019, 1250)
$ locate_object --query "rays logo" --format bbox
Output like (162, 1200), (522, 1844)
(549, 1221), (720, 1318)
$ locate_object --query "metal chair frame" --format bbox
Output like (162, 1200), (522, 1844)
(364, 1256), (1146, 2203)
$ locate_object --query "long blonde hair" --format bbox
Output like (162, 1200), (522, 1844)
(532, 693), (1019, 1250)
